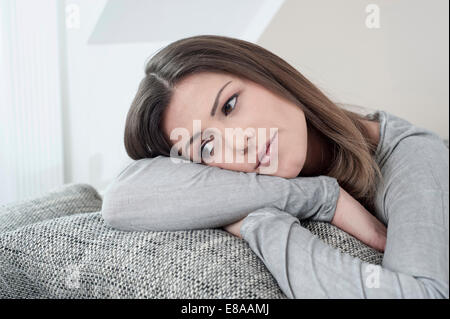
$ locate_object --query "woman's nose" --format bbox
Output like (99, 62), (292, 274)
(224, 129), (254, 154)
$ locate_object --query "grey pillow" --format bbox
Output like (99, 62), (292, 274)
(0, 183), (383, 298)
(0, 183), (102, 233)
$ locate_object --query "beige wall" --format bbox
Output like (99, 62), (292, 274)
(259, 0), (449, 139)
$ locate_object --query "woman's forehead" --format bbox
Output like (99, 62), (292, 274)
(162, 83), (212, 138)
(167, 73), (238, 123)
(166, 85), (210, 126)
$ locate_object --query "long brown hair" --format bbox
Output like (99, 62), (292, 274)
(124, 35), (383, 209)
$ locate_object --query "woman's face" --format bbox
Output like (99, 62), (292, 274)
(161, 71), (308, 178)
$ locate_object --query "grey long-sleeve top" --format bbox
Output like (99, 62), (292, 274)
(101, 110), (449, 298)
(101, 158), (340, 230)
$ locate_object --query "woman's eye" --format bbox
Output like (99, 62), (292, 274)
(200, 140), (214, 160)
(222, 94), (238, 116)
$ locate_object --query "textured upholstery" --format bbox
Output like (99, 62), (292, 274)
(0, 183), (383, 298)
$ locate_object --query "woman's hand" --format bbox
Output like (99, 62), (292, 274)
(223, 216), (246, 239)
(331, 187), (387, 252)
(223, 187), (388, 252)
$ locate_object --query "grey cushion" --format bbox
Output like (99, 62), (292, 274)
(0, 183), (383, 298)
(0, 183), (102, 233)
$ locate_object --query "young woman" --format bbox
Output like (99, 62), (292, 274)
(101, 35), (449, 298)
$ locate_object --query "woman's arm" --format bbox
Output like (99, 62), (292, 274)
(224, 185), (387, 252)
(330, 186), (387, 252)
(101, 155), (340, 231)
(239, 207), (447, 298)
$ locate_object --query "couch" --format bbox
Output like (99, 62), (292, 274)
(0, 182), (385, 298)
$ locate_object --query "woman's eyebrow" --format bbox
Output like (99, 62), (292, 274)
(210, 80), (232, 116)
(182, 80), (233, 156)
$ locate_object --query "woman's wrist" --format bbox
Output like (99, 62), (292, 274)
(330, 186), (347, 227)
(225, 208), (276, 240)
(317, 176), (341, 223)
(331, 186), (387, 252)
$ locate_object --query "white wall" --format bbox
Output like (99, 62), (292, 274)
(259, 0), (449, 139)
(62, 0), (165, 194)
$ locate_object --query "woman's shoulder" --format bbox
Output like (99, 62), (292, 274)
(377, 110), (443, 144)
(366, 110), (447, 167)
(360, 116), (381, 150)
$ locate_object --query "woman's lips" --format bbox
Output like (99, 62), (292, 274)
(255, 132), (277, 169)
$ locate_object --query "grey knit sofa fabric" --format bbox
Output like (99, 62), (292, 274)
(0, 183), (384, 299)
